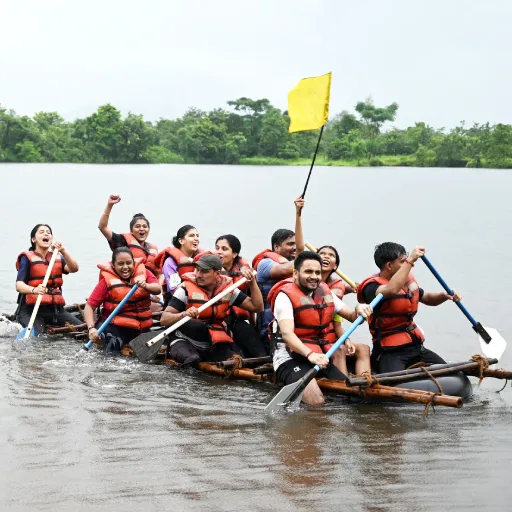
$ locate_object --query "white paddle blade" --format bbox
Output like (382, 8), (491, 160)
(264, 382), (304, 414)
(479, 326), (506, 361)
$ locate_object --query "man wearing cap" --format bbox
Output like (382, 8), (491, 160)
(160, 254), (264, 365)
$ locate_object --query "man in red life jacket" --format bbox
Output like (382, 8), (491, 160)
(357, 242), (461, 373)
(269, 251), (373, 406)
(160, 254), (264, 366)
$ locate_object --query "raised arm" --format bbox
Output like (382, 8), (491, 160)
(375, 246), (425, 298)
(294, 196), (305, 257)
(98, 194), (121, 241)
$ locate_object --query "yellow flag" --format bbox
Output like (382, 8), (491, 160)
(288, 72), (332, 133)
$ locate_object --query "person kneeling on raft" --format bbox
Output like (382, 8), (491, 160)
(83, 247), (161, 352)
(268, 251), (372, 406)
(159, 254), (263, 366)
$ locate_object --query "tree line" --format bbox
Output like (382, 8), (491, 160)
(1, 98), (511, 168)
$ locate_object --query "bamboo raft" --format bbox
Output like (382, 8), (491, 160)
(5, 304), (511, 410)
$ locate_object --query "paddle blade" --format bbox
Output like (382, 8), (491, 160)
(129, 331), (166, 363)
(16, 327), (36, 340)
(265, 367), (318, 414)
(478, 326), (506, 361)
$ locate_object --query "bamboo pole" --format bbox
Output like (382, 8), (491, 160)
(317, 379), (463, 408)
(464, 368), (512, 380)
(46, 323), (87, 334)
(346, 360), (493, 387)
(218, 356), (272, 369)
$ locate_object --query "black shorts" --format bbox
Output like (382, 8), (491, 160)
(168, 339), (240, 367)
(276, 356), (347, 386)
(372, 343), (446, 373)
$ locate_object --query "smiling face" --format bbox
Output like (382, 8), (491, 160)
(294, 259), (322, 293)
(113, 251), (135, 280)
(32, 225), (53, 251)
(131, 218), (149, 243)
(215, 238), (236, 269)
(180, 228), (200, 255)
(318, 247), (337, 274)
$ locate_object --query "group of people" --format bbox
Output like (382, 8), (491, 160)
(14, 194), (461, 405)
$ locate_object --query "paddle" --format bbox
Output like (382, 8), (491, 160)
(265, 293), (384, 413)
(129, 275), (251, 363)
(82, 284), (139, 351)
(421, 255), (506, 361)
(305, 242), (357, 290)
(16, 249), (60, 340)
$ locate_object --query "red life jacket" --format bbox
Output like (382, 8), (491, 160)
(251, 249), (288, 271)
(122, 233), (159, 276)
(16, 250), (65, 306)
(222, 257), (250, 321)
(154, 247), (196, 277)
(181, 273), (235, 344)
(326, 274), (346, 299)
(98, 260), (153, 331)
(268, 279), (337, 354)
(356, 273), (425, 347)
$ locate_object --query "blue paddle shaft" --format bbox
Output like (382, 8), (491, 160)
(83, 284), (139, 350)
(312, 293), (384, 372)
(421, 255), (478, 327)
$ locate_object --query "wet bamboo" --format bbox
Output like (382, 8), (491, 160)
(218, 356), (272, 369)
(317, 379), (463, 408)
(46, 323), (87, 334)
(463, 368), (512, 380)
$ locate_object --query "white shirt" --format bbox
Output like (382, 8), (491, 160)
(272, 290), (346, 370)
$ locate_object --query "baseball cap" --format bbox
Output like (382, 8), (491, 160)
(194, 254), (223, 271)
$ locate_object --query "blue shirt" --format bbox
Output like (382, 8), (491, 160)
(256, 258), (279, 339)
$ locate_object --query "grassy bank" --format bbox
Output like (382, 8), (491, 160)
(239, 154), (416, 167)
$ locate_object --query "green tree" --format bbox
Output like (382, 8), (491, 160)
(355, 98), (399, 139)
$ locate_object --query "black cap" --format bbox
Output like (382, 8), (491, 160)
(194, 254), (223, 271)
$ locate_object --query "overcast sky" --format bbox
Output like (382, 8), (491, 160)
(2, 0), (511, 129)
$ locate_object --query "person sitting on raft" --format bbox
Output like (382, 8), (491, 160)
(160, 254), (263, 366)
(84, 247), (161, 352)
(15, 224), (81, 335)
(316, 245), (371, 375)
(98, 194), (159, 277)
(253, 197), (305, 340)
(154, 225), (202, 301)
(268, 251), (373, 406)
(357, 243), (461, 373)
(215, 234), (268, 358)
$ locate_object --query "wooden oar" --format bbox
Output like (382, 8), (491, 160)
(422, 255), (506, 361)
(264, 293), (383, 413)
(16, 249), (60, 339)
(129, 276), (251, 363)
(305, 242), (357, 290)
(81, 284), (139, 352)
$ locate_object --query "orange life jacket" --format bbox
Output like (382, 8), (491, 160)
(326, 274), (346, 299)
(251, 249), (288, 271)
(222, 257), (250, 320)
(357, 273), (425, 347)
(98, 260), (153, 331)
(181, 273), (235, 344)
(16, 250), (65, 306)
(154, 247), (196, 277)
(122, 233), (159, 276)
(268, 279), (337, 354)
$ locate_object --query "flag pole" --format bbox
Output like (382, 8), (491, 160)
(301, 124), (325, 199)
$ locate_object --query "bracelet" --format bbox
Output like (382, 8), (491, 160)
(87, 325), (95, 331)
(31, 287), (35, 294)
(404, 258), (414, 267)
(305, 350), (314, 360)
(102, 212), (110, 216)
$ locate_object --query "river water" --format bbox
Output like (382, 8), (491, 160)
(1, 163), (511, 511)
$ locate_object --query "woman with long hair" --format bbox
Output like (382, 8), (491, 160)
(15, 223), (81, 335)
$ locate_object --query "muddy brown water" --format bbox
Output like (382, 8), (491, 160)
(1, 164), (512, 511)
